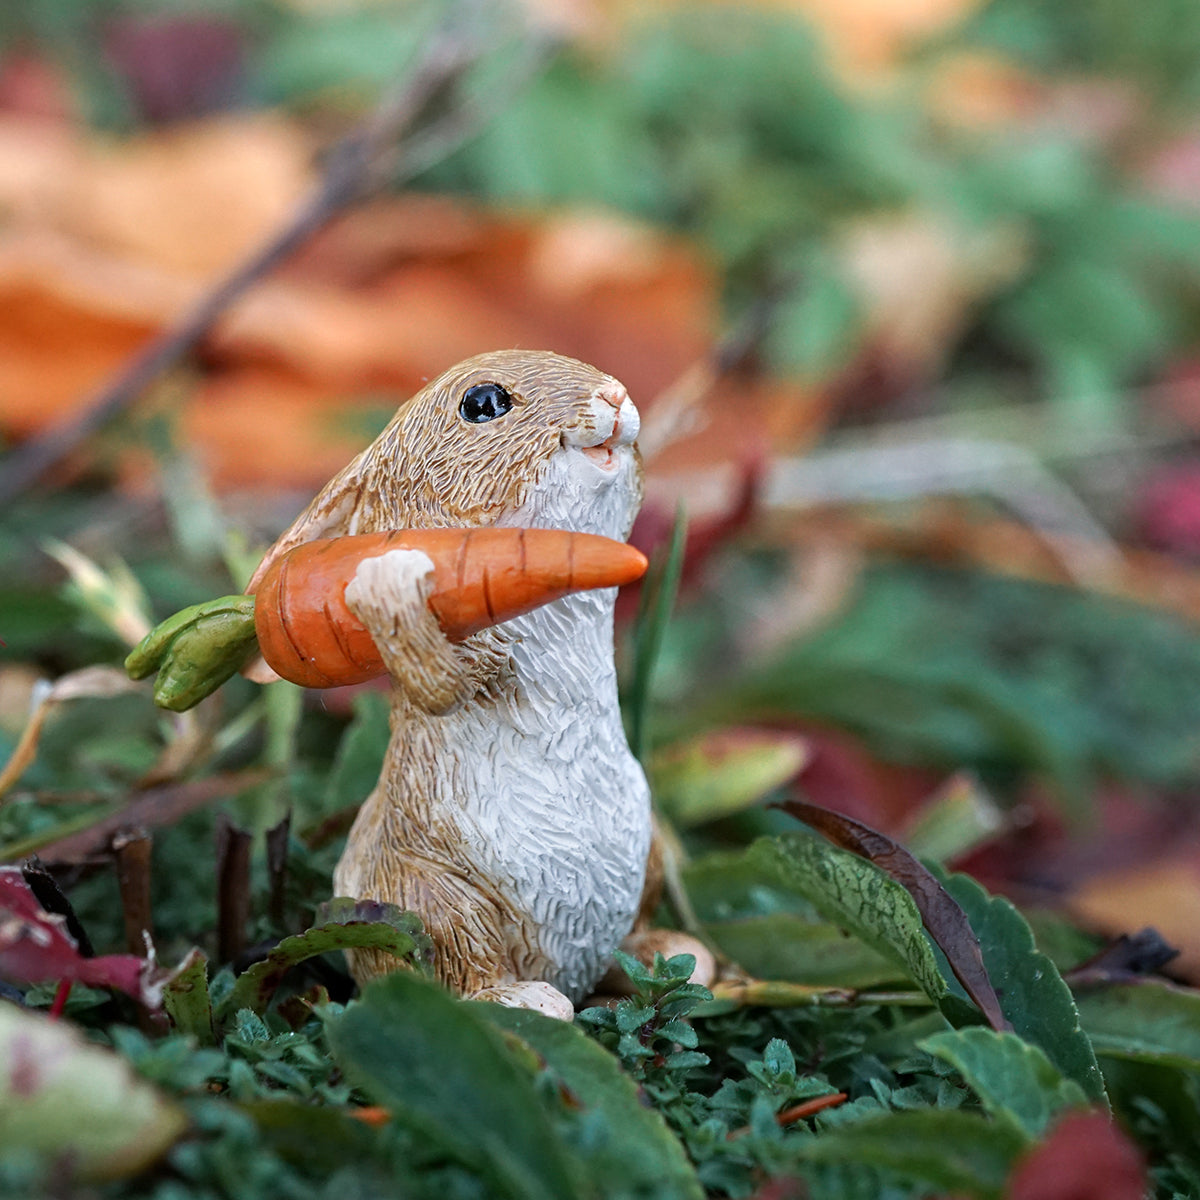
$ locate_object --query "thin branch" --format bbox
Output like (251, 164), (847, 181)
(29, 769), (271, 864)
(0, 18), (551, 504)
(265, 811), (291, 930)
(112, 828), (154, 956)
(216, 815), (253, 964)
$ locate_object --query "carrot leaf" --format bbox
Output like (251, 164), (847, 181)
(125, 595), (258, 711)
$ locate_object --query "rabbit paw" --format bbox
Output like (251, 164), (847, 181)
(344, 548), (471, 714)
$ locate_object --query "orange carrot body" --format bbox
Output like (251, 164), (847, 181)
(253, 527), (648, 689)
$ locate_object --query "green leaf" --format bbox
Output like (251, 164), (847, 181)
(243, 1098), (380, 1176)
(627, 506), (687, 762)
(258, 9), (433, 101)
(476, 1005), (704, 1200)
(125, 595), (258, 712)
(745, 832), (950, 1006)
(920, 1028), (1089, 1139)
(777, 800), (1007, 1030)
(327, 971), (588, 1200)
(323, 690), (392, 812)
(704, 913), (906, 989)
(1076, 980), (1200, 1069)
(218, 901), (433, 1022)
(716, 566), (1200, 805)
(765, 256), (861, 380)
(0, 1003), (187, 1181)
(649, 728), (807, 828)
(935, 869), (1106, 1103)
(902, 774), (1005, 864)
(795, 1108), (1028, 1200)
(162, 949), (215, 1046)
(683, 847), (820, 921)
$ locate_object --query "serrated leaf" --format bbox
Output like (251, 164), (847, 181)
(1075, 980), (1200, 1069)
(0, 1004), (187, 1180)
(921, 1028), (1089, 1139)
(776, 800), (1007, 1031)
(619, 1033), (652, 1060)
(746, 832), (950, 1006)
(327, 971), (587, 1200)
(794, 1108), (1027, 1200)
(218, 901), (433, 1021)
(659, 1018), (699, 1046)
(665, 1051), (710, 1070)
(611, 948), (653, 985)
(935, 869), (1106, 1103)
(662, 953), (700, 980)
(233, 1009), (271, 1044)
(704, 913), (907, 989)
(477, 1005), (705, 1200)
(763, 1037), (795, 1078)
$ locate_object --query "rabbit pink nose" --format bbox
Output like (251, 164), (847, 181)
(595, 383), (628, 410)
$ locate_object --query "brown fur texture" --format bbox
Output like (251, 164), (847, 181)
(247, 351), (633, 592)
(252, 350), (652, 1001)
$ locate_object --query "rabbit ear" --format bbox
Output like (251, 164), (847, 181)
(245, 455), (370, 594)
(240, 454), (373, 685)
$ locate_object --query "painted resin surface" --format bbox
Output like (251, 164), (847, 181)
(251, 350), (651, 1008)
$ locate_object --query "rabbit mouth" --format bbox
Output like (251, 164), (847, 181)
(580, 441), (619, 471)
(570, 392), (640, 472)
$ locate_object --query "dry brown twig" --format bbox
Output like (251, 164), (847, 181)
(0, 13), (555, 504)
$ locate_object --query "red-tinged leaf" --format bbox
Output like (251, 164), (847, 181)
(772, 797), (1010, 1032)
(650, 727), (808, 828)
(1136, 463), (1200, 556)
(1006, 1111), (1145, 1200)
(103, 15), (246, 126)
(0, 867), (173, 1009)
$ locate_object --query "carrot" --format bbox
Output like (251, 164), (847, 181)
(253, 527), (648, 688)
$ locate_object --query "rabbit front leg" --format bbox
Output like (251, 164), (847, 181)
(343, 548), (474, 714)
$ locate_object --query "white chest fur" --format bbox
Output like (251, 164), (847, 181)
(444, 589), (651, 1001)
(446, 440), (650, 1001)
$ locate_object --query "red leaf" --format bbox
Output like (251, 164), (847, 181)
(1137, 463), (1200, 556)
(0, 867), (167, 1008)
(1007, 1111), (1145, 1200)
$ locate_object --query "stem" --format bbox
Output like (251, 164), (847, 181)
(48, 979), (73, 1020)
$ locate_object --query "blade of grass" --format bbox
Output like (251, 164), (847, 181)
(626, 506), (687, 763)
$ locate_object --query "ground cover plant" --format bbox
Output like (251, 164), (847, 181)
(6, 0), (1200, 1195)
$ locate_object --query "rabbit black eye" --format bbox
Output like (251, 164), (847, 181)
(459, 382), (513, 423)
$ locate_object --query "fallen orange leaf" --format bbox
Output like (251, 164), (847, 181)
(1068, 859), (1200, 981)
